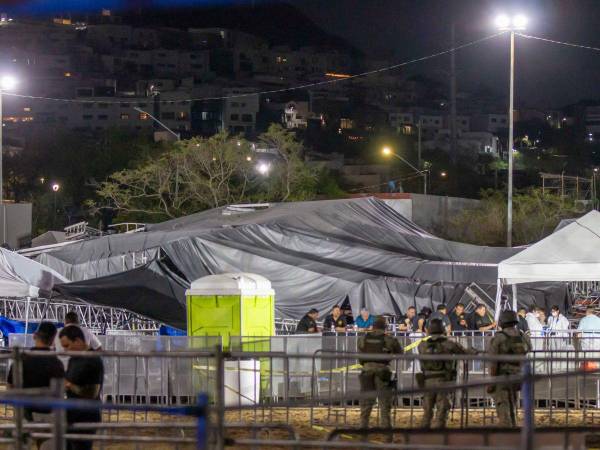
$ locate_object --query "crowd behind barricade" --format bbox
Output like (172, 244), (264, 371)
(295, 302), (600, 340)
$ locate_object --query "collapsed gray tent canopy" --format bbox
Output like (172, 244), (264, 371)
(48, 197), (566, 325)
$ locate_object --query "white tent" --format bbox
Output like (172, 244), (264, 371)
(499, 210), (600, 284)
(0, 247), (68, 298)
(495, 210), (600, 315)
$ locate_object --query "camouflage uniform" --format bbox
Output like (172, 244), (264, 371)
(358, 330), (403, 429)
(418, 334), (470, 429)
(487, 325), (531, 427)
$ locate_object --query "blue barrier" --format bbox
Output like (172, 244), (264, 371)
(159, 325), (186, 336)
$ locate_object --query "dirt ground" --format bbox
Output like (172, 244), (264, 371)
(0, 407), (597, 449)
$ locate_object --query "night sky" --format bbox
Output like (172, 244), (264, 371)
(290, 0), (600, 108)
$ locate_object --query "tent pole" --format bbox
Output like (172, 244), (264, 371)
(512, 284), (518, 311)
(494, 279), (503, 322)
(24, 296), (30, 335)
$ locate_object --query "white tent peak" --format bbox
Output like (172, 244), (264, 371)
(498, 210), (600, 284)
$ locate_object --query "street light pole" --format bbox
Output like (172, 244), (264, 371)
(383, 147), (427, 195)
(507, 30), (515, 247)
(133, 107), (180, 141)
(496, 14), (526, 247)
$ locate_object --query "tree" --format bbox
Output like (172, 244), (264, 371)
(95, 127), (320, 222)
(258, 124), (317, 201)
(445, 188), (585, 246)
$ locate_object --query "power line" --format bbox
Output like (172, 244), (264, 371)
(2, 32), (506, 105)
(517, 33), (600, 52)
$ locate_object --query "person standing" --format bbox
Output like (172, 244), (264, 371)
(323, 305), (347, 333)
(487, 311), (531, 427)
(576, 307), (600, 352)
(7, 322), (65, 422)
(398, 306), (418, 332)
(356, 308), (376, 331)
(358, 317), (402, 431)
(418, 318), (472, 429)
(547, 305), (569, 331)
(449, 303), (469, 332)
(517, 308), (529, 334)
(428, 304), (451, 334)
(55, 311), (102, 352)
(472, 305), (496, 332)
(58, 326), (104, 450)
(525, 307), (544, 351)
(295, 309), (319, 334)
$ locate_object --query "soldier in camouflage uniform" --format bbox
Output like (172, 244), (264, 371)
(418, 318), (472, 429)
(358, 317), (403, 429)
(487, 310), (531, 427)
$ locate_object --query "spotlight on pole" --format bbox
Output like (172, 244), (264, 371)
(52, 183), (60, 192)
(495, 14), (511, 30)
(382, 146), (392, 156)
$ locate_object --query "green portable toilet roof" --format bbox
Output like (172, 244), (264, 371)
(186, 273), (274, 296)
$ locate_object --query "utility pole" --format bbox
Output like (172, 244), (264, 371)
(417, 117), (422, 169)
(450, 22), (458, 165)
(507, 30), (515, 247)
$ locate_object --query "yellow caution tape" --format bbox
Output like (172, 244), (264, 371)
(192, 335), (432, 375)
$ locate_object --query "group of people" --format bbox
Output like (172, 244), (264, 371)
(357, 310), (531, 434)
(7, 312), (103, 450)
(297, 302), (515, 335)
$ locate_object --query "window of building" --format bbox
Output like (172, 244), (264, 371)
(161, 112), (175, 120)
(230, 114), (239, 121)
(340, 118), (354, 129)
(120, 103), (129, 108)
(98, 114), (108, 120)
(120, 113), (129, 120)
(82, 114), (93, 120)
(191, 64), (204, 69)
(491, 118), (497, 123)
(98, 103), (109, 109)
(138, 103), (148, 108)
(241, 114), (252, 122)
(177, 112), (188, 120)
(231, 102), (239, 107)
(139, 112), (149, 120)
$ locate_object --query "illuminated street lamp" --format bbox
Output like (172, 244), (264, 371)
(0, 75), (17, 244)
(495, 14), (527, 247)
(440, 171), (448, 178)
(381, 146), (427, 194)
(256, 162), (270, 175)
(51, 183), (60, 230)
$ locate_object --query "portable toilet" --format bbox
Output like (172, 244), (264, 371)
(185, 273), (275, 349)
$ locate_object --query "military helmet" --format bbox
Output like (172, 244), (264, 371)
(427, 318), (445, 335)
(499, 310), (519, 327)
(373, 317), (387, 330)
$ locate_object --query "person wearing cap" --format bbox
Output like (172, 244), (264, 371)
(417, 318), (472, 429)
(355, 308), (376, 331)
(428, 304), (451, 334)
(295, 309), (319, 334)
(487, 310), (531, 427)
(357, 317), (402, 432)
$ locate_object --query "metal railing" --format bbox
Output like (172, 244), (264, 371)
(3, 335), (600, 448)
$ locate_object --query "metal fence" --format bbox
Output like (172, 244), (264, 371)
(3, 334), (600, 449)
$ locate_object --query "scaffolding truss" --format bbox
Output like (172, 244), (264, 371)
(0, 297), (161, 334)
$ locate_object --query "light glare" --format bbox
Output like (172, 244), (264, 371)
(495, 14), (511, 29)
(0, 75), (16, 90)
(513, 14), (528, 30)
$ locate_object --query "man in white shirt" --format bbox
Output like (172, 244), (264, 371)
(577, 307), (600, 352)
(55, 312), (102, 352)
(525, 306), (544, 351)
(547, 305), (570, 350)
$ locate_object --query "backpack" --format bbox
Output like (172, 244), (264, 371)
(496, 331), (529, 375)
(359, 333), (391, 364)
(421, 338), (455, 374)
